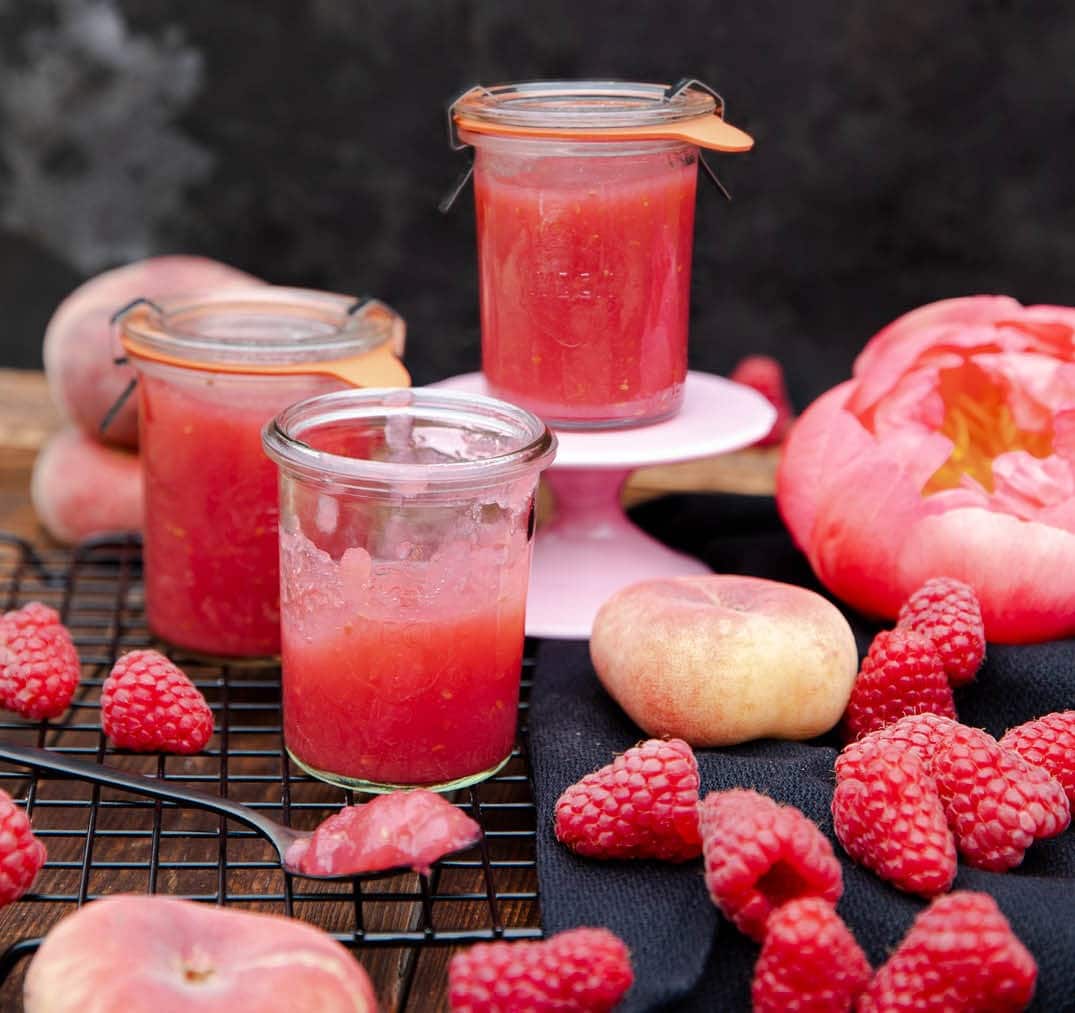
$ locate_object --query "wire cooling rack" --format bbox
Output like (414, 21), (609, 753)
(0, 532), (541, 1011)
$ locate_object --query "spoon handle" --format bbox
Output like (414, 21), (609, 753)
(0, 741), (285, 843)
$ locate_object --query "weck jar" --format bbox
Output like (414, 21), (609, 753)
(117, 287), (407, 657)
(451, 79), (753, 429)
(262, 387), (556, 791)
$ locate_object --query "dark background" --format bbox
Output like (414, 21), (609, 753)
(1, 0), (1073, 409)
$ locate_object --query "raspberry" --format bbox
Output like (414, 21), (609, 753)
(751, 898), (871, 1013)
(838, 712), (958, 779)
(898, 576), (986, 686)
(832, 737), (956, 896)
(1000, 710), (1075, 806)
(101, 650), (213, 754)
(842, 628), (955, 741)
(932, 724), (1070, 871)
(2, 602), (61, 635)
(554, 738), (701, 862)
(729, 355), (794, 446)
(0, 788), (46, 906)
(858, 892), (1037, 1012)
(699, 789), (843, 942)
(448, 926), (633, 1013)
(0, 602), (80, 720)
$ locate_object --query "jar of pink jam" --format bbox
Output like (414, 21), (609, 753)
(452, 80), (752, 429)
(263, 387), (556, 791)
(117, 287), (407, 657)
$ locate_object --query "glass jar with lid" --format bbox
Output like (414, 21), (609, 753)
(452, 80), (752, 429)
(263, 387), (555, 790)
(117, 287), (407, 657)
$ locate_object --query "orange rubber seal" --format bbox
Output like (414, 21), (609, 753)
(453, 110), (753, 152)
(118, 299), (410, 389)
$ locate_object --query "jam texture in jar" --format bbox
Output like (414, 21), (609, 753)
(120, 287), (405, 657)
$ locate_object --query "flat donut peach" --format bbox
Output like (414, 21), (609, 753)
(23, 895), (378, 1012)
(590, 575), (858, 747)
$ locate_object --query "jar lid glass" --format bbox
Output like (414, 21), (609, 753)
(263, 387), (557, 494)
(450, 79), (752, 153)
(119, 286), (402, 367)
(454, 80), (717, 130)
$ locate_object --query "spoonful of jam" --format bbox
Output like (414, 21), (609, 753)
(0, 743), (481, 881)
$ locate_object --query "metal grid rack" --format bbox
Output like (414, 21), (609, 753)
(0, 533), (541, 1011)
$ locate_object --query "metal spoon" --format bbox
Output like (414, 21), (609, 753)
(0, 742), (463, 882)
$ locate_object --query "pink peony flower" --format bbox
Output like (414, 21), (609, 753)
(777, 296), (1075, 643)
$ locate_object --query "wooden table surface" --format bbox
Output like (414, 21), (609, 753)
(0, 367), (778, 1010)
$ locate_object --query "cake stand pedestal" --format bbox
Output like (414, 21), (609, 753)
(435, 372), (775, 639)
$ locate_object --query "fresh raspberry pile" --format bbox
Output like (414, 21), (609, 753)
(554, 738), (701, 862)
(842, 627), (955, 741)
(0, 601), (80, 720)
(448, 927), (633, 1013)
(543, 751), (1049, 1010)
(0, 788), (46, 906)
(751, 897), (871, 1013)
(841, 578), (990, 744)
(933, 723), (1070, 871)
(834, 713), (1070, 884)
(832, 736), (956, 896)
(859, 892), (1037, 1012)
(101, 650), (213, 754)
(1001, 710), (1075, 806)
(898, 576), (986, 686)
(527, 570), (1060, 1009)
(696, 790), (870, 1008)
(699, 789), (842, 942)
(729, 355), (795, 446)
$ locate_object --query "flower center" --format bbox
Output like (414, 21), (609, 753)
(923, 361), (1053, 494)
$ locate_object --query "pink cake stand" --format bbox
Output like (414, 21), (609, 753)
(435, 372), (776, 639)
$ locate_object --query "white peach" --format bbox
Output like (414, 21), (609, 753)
(590, 575), (858, 747)
(43, 256), (260, 448)
(23, 895), (378, 1012)
(30, 427), (143, 544)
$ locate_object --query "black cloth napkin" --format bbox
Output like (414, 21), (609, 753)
(527, 493), (1075, 1012)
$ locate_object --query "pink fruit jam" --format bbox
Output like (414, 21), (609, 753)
(285, 790), (482, 877)
(280, 530), (529, 788)
(474, 148), (698, 427)
(139, 371), (334, 657)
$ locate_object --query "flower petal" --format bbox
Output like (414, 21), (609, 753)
(853, 295), (1022, 379)
(1025, 305), (1075, 328)
(972, 353), (1075, 430)
(997, 308), (1075, 359)
(899, 509), (1075, 643)
(989, 452), (1075, 520)
(1055, 410), (1075, 463)
(776, 381), (865, 552)
(849, 297), (1023, 414)
(806, 426), (962, 619)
